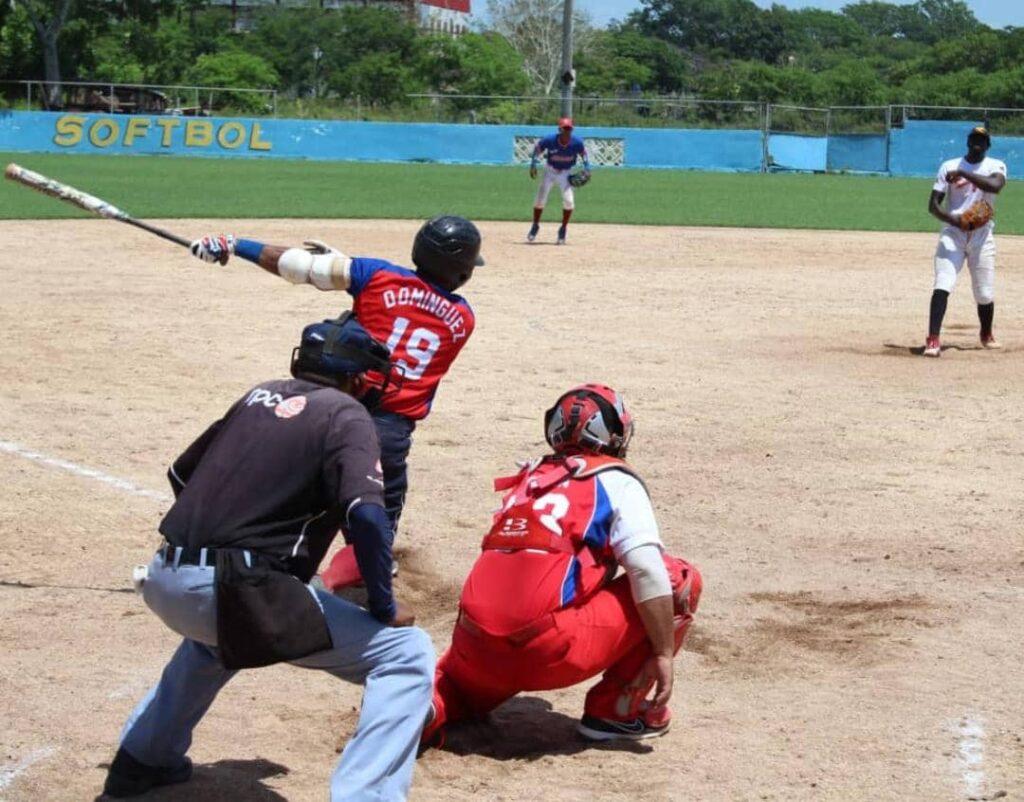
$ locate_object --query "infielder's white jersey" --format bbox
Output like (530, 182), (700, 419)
(933, 156), (1008, 219)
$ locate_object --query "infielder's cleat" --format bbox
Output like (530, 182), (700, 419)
(576, 713), (670, 742)
(557, 226), (567, 245)
(527, 223), (539, 242)
(923, 335), (941, 357)
(102, 748), (192, 798)
(981, 332), (1002, 349)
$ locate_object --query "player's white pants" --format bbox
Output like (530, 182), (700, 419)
(534, 165), (575, 210)
(934, 223), (996, 304)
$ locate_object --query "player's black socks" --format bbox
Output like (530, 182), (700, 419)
(977, 302), (994, 337)
(929, 290), (950, 337)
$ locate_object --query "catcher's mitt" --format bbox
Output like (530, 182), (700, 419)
(568, 169), (591, 188)
(959, 200), (994, 231)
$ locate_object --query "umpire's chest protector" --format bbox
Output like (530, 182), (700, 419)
(215, 551), (333, 670)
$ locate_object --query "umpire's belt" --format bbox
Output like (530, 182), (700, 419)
(158, 543), (254, 570)
(457, 609), (556, 647)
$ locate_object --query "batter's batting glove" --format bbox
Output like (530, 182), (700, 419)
(303, 239), (342, 256)
(189, 234), (236, 265)
(529, 165), (538, 180)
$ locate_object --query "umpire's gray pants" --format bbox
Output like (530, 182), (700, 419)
(118, 551), (434, 802)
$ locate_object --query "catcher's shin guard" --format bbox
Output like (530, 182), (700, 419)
(583, 559), (701, 722)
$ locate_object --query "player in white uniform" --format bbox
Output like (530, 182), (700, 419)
(924, 126), (1007, 357)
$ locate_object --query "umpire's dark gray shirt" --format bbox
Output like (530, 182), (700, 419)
(159, 378), (384, 580)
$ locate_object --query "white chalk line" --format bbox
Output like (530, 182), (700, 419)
(0, 439), (170, 503)
(954, 714), (987, 800)
(0, 746), (59, 791)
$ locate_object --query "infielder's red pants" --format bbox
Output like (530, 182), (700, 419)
(431, 555), (702, 730)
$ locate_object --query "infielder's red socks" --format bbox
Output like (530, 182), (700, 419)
(532, 207), (543, 225)
(561, 210), (572, 227)
(321, 545), (363, 591)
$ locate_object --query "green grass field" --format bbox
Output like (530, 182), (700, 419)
(2, 152), (1021, 234)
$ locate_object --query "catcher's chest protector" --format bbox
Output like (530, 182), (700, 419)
(481, 455), (638, 557)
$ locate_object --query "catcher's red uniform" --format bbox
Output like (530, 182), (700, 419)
(430, 453), (702, 731)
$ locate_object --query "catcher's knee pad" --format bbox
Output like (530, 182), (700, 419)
(663, 557), (702, 616)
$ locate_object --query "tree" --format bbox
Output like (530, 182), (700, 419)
(485, 0), (594, 95)
(13, 0), (74, 107)
(186, 50), (278, 111)
(629, 0), (787, 63)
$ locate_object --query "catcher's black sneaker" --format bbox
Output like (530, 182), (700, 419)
(102, 747), (192, 798)
(527, 223), (539, 242)
(577, 714), (670, 742)
(557, 225), (567, 245)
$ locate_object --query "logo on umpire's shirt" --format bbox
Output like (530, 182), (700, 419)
(274, 395), (307, 419)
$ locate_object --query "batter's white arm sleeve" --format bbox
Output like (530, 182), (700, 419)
(277, 248), (352, 291)
(621, 543), (672, 603)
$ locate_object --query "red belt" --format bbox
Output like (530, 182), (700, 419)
(457, 609), (556, 647)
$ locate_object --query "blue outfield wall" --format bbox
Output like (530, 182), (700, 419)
(3, 111), (1024, 177)
(827, 134), (888, 174)
(0, 111), (764, 172)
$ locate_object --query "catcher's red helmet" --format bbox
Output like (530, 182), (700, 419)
(558, 117), (574, 130)
(544, 384), (633, 457)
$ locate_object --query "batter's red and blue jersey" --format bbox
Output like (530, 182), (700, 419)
(347, 258), (475, 420)
(535, 134), (587, 171)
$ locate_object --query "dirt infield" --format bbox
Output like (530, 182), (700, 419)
(1, 219), (1022, 802)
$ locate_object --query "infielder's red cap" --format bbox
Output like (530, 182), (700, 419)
(558, 117), (574, 130)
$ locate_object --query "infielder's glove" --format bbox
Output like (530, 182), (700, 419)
(958, 200), (994, 231)
(568, 169), (591, 188)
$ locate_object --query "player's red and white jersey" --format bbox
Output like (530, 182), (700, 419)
(934, 156), (1008, 220)
(460, 455), (663, 635)
(346, 258), (475, 420)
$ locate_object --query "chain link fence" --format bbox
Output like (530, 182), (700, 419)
(0, 80), (277, 117)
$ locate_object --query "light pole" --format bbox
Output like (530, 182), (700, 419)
(560, 0), (574, 118)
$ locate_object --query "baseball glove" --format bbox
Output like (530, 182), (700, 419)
(959, 200), (994, 231)
(568, 169), (591, 188)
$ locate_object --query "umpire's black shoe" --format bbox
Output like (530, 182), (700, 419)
(102, 747), (192, 798)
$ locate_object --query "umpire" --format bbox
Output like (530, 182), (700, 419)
(102, 314), (435, 801)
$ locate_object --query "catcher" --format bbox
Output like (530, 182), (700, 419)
(527, 117), (591, 245)
(421, 384), (702, 746)
(923, 126), (1007, 357)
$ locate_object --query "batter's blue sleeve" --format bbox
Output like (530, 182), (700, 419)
(347, 258), (389, 297)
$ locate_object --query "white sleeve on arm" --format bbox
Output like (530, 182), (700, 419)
(621, 543), (671, 603)
(277, 248), (352, 291)
(933, 161), (950, 193)
(601, 471), (664, 559)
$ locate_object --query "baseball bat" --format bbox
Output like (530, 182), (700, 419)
(4, 162), (191, 249)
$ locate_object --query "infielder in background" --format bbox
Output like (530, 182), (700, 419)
(528, 117), (590, 245)
(190, 217), (483, 587)
(924, 126), (1007, 357)
(102, 315), (433, 800)
(421, 384), (702, 746)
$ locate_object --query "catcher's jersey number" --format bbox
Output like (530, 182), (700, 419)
(385, 317), (441, 381)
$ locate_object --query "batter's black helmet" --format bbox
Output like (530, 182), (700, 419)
(411, 215), (484, 292)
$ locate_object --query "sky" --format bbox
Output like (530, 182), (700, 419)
(583, 0), (1024, 29)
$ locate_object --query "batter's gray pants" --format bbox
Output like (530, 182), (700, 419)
(117, 551), (434, 802)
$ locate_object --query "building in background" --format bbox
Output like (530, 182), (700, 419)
(211, 0), (471, 35)
(419, 0), (471, 35)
